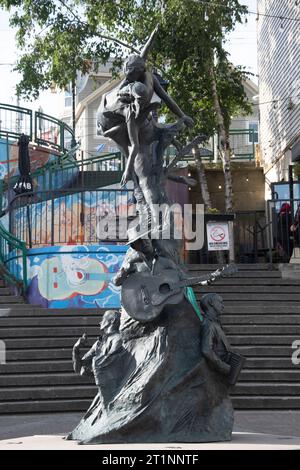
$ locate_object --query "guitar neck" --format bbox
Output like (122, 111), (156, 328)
(178, 265), (236, 289)
(178, 273), (217, 289)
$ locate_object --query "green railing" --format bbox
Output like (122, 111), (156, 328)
(0, 103), (32, 140)
(0, 220), (27, 295)
(35, 110), (76, 151)
(0, 103), (76, 153)
(229, 129), (256, 161)
(168, 129), (257, 163)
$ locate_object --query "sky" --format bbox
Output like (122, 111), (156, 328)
(0, 0), (258, 118)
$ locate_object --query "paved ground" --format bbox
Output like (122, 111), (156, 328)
(1, 432), (300, 450)
(0, 411), (300, 441)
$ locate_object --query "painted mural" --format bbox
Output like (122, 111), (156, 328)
(6, 245), (127, 308)
(11, 190), (135, 246)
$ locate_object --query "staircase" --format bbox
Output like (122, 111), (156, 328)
(193, 264), (300, 409)
(0, 264), (300, 413)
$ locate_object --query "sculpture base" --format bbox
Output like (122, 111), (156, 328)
(68, 301), (234, 444)
(2, 433), (300, 450)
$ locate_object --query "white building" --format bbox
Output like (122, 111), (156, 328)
(57, 62), (120, 157)
(57, 63), (259, 162)
(257, 0), (300, 199)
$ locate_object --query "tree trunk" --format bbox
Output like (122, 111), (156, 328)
(209, 65), (233, 214)
(193, 145), (212, 211)
(193, 144), (225, 264)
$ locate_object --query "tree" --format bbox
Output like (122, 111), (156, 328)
(0, 0), (252, 212)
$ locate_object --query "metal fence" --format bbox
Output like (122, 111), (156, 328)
(267, 199), (300, 263)
(0, 103), (32, 140)
(234, 211), (270, 262)
(30, 150), (124, 194)
(9, 189), (134, 248)
(188, 210), (269, 264)
(0, 220), (27, 294)
(171, 129), (256, 163)
(0, 103), (76, 153)
(35, 111), (75, 151)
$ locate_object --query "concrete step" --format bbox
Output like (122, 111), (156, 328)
(0, 307), (103, 317)
(193, 271), (282, 278)
(0, 385), (96, 401)
(195, 285), (300, 293)
(232, 383), (300, 396)
(233, 346), (294, 356)
(232, 397), (300, 409)
(0, 399), (92, 414)
(3, 337), (98, 349)
(0, 373), (94, 387)
(240, 357), (298, 369)
(0, 296), (24, 304)
(223, 306), (300, 314)
(0, 316), (101, 327)
(187, 264), (278, 271)
(223, 314), (300, 324)
(239, 370), (300, 382)
(195, 293), (300, 301)
(222, 324), (300, 338)
(0, 326), (99, 338)
(0, 288), (11, 295)
(194, 278), (300, 285)
(227, 335), (298, 345)
(0, 361), (73, 374)
(6, 349), (75, 361)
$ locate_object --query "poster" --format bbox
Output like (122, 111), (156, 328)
(207, 222), (230, 251)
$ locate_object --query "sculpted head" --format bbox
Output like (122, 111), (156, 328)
(200, 293), (224, 320)
(100, 310), (121, 334)
(123, 55), (146, 82)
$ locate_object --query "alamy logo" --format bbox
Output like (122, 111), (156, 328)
(0, 340), (6, 364)
(291, 340), (300, 365)
(96, 203), (205, 250)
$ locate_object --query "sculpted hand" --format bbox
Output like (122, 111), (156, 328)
(74, 333), (87, 349)
(121, 169), (131, 187)
(183, 115), (194, 128)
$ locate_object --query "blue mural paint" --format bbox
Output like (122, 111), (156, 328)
(5, 244), (128, 309)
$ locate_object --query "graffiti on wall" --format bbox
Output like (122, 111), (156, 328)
(7, 244), (127, 308)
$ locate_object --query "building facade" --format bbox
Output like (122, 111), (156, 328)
(257, 0), (300, 199)
(57, 63), (259, 163)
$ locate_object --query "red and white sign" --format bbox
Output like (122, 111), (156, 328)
(207, 222), (230, 251)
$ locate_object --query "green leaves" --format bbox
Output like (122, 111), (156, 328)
(0, 0), (252, 134)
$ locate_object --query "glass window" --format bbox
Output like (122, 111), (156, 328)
(248, 121), (259, 143)
(65, 90), (72, 108)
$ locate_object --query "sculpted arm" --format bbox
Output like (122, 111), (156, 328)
(72, 336), (99, 376)
(153, 75), (194, 127)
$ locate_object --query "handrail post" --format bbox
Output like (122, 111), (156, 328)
(51, 192), (55, 246)
(60, 122), (65, 151)
(22, 242), (28, 293)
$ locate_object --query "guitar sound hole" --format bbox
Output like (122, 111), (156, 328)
(159, 283), (171, 294)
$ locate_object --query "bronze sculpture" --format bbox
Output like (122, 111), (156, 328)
(68, 26), (243, 445)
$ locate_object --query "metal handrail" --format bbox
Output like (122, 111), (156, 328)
(8, 188), (134, 248)
(0, 102), (76, 153)
(0, 220), (27, 295)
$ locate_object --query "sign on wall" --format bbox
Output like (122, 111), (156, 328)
(207, 222), (230, 251)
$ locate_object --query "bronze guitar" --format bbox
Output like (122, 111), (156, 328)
(121, 264), (237, 322)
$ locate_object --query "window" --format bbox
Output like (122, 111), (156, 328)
(64, 90), (72, 108)
(248, 121), (259, 144)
